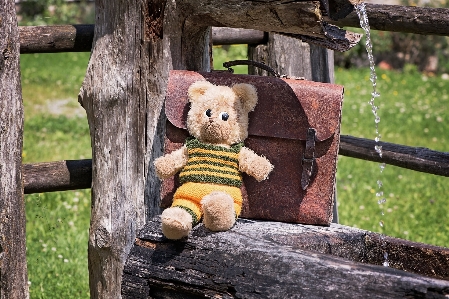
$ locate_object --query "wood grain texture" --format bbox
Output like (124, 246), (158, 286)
(19, 26), (265, 53)
(122, 218), (449, 299)
(78, 0), (169, 297)
(249, 33), (334, 83)
(212, 28), (266, 45)
(19, 24), (94, 53)
(340, 135), (449, 177)
(77, 0), (210, 297)
(0, 0), (29, 298)
(180, 0), (360, 52)
(23, 159), (92, 194)
(327, 4), (449, 36)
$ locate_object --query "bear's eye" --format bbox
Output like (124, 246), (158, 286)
(220, 112), (229, 121)
(205, 109), (212, 117)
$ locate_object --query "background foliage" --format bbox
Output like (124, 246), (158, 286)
(335, 0), (449, 73)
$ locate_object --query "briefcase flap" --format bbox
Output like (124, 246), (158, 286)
(166, 71), (344, 142)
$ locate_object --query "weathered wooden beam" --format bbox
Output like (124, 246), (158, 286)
(0, 0), (29, 298)
(20, 0), (360, 53)
(122, 217), (449, 298)
(327, 4), (449, 36)
(182, 0), (360, 51)
(212, 27), (266, 45)
(19, 24), (94, 53)
(77, 0), (211, 297)
(340, 135), (449, 177)
(18, 25), (265, 53)
(17, 5), (449, 54)
(23, 159), (92, 194)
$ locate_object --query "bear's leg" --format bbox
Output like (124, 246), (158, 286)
(201, 191), (236, 231)
(161, 207), (193, 240)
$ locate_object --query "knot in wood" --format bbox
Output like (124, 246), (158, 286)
(2, 48), (11, 60)
(95, 225), (111, 248)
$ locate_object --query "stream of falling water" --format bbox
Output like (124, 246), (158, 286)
(355, 2), (389, 267)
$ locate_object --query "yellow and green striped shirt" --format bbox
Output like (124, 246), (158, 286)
(179, 137), (243, 187)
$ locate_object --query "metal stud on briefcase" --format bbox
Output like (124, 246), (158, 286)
(160, 64), (344, 225)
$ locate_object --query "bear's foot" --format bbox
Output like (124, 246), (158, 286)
(201, 191), (236, 232)
(161, 207), (193, 240)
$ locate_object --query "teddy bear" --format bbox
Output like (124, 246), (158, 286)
(154, 80), (273, 240)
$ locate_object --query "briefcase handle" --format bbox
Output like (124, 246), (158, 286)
(223, 60), (281, 78)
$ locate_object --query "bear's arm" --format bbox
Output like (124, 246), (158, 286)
(238, 147), (273, 182)
(154, 145), (188, 179)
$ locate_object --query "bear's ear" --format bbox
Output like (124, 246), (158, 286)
(188, 81), (213, 103)
(232, 83), (258, 112)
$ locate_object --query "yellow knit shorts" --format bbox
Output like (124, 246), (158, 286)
(172, 182), (243, 225)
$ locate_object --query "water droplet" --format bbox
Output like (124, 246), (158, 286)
(379, 220), (384, 227)
(376, 191), (384, 197)
(377, 180), (383, 187)
(378, 198), (386, 204)
(379, 163), (386, 172)
(375, 136), (380, 142)
(375, 116), (381, 123)
(383, 260), (390, 267)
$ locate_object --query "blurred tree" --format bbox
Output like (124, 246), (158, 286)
(18, 0), (94, 25)
(334, 0), (449, 73)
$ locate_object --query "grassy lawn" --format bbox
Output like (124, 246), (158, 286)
(22, 47), (448, 298)
(21, 52), (92, 299)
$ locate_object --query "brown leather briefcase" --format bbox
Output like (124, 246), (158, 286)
(160, 69), (344, 225)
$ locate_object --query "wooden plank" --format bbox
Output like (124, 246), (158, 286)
(23, 159), (92, 194)
(182, 0), (360, 51)
(19, 24), (94, 53)
(18, 1), (361, 54)
(340, 135), (449, 177)
(212, 27), (266, 45)
(328, 4), (449, 36)
(77, 0), (211, 297)
(19, 25), (265, 53)
(0, 0), (29, 298)
(122, 218), (449, 298)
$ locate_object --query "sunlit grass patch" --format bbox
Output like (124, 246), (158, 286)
(335, 67), (449, 247)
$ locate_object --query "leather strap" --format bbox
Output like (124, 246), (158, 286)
(301, 128), (316, 190)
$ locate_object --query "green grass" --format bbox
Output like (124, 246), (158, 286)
(22, 46), (449, 298)
(335, 67), (449, 247)
(21, 52), (92, 299)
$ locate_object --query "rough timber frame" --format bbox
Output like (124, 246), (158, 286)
(2, 0), (449, 298)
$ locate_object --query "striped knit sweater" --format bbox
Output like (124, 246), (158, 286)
(179, 137), (244, 187)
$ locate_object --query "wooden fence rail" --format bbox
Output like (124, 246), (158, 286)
(22, 136), (449, 194)
(18, 26), (267, 53)
(328, 4), (449, 36)
(17, 3), (449, 54)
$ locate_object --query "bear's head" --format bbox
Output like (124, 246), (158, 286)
(186, 81), (258, 146)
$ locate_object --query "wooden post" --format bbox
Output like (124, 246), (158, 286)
(78, 1), (210, 298)
(248, 33), (338, 222)
(0, 0), (29, 298)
